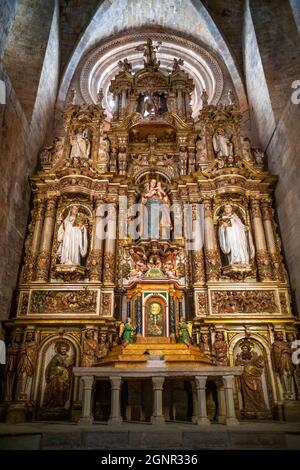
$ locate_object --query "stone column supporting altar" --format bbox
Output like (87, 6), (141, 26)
(79, 376), (94, 424)
(103, 203), (117, 286)
(223, 375), (239, 425)
(195, 375), (210, 425)
(35, 197), (57, 281)
(217, 384), (226, 424)
(261, 199), (283, 280)
(191, 381), (198, 423)
(108, 376), (122, 424)
(203, 198), (220, 281)
(88, 197), (104, 282)
(250, 198), (272, 281)
(22, 197), (46, 282)
(151, 376), (165, 424)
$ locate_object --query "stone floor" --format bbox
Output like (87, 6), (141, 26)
(0, 421), (300, 449)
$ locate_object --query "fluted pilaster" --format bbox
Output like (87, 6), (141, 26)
(250, 198), (272, 281)
(203, 198), (221, 281)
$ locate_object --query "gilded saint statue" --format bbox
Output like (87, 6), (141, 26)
(195, 135), (207, 165)
(43, 341), (74, 409)
(4, 331), (22, 401)
(218, 204), (255, 266)
(98, 133), (110, 171)
(57, 205), (88, 266)
(212, 128), (234, 158)
(211, 331), (228, 366)
(235, 340), (268, 415)
(241, 137), (254, 162)
(200, 89), (208, 107)
(200, 332), (212, 358)
(16, 330), (37, 400)
(81, 329), (99, 368)
(272, 331), (297, 398)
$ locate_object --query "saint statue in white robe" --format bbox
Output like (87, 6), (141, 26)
(57, 206), (88, 266)
(218, 204), (255, 265)
(70, 128), (91, 159)
(213, 128), (234, 158)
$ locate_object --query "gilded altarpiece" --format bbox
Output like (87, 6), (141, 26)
(2, 39), (299, 423)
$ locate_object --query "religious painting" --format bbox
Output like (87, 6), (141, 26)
(233, 339), (271, 419)
(145, 297), (166, 337)
(37, 339), (76, 421)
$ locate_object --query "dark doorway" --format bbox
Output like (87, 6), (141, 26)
(206, 380), (218, 422)
(121, 379), (152, 422)
(164, 379), (193, 422)
(93, 380), (111, 422)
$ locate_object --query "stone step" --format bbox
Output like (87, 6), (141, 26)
(101, 353), (208, 362)
(118, 344), (201, 351)
(109, 348), (201, 356)
(98, 340), (211, 368)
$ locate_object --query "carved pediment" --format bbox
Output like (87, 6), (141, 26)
(134, 68), (169, 90)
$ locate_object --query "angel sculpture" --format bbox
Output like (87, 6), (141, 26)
(127, 247), (147, 279)
(162, 249), (178, 278)
(135, 38), (162, 68)
(172, 58), (184, 72)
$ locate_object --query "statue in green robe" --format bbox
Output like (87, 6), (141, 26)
(176, 321), (193, 345)
(119, 317), (136, 345)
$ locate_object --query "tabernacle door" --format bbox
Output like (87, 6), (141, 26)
(144, 296), (166, 337)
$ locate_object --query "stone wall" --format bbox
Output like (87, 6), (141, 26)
(243, 0), (276, 147)
(3, 0), (56, 121)
(0, 0), (18, 59)
(267, 101), (300, 314)
(248, 0), (300, 123)
(243, 0), (300, 313)
(0, 1), (60, 332)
